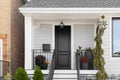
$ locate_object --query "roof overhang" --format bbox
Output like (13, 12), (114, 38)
(19, 8), (120, 14)
(18, 8), (120, 24)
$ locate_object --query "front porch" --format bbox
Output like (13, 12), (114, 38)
(24, 13), (100, 80)
(25, 13), (99, 70)
(20, 8), (120, 78)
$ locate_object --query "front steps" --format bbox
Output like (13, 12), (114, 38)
(53, 70), (77, 80)
(26, 70), (97, 80)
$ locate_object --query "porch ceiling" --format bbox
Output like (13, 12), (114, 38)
(31, 13), (120, 22)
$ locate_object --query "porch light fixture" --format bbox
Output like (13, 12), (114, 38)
(59, 20), (64, 29)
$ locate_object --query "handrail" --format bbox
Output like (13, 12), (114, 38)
(0, 60), (10, 78)
(46, 50), (56, 80)
(0, 60), (10, 63)
(32, 49), (54, 69)
(76, 49), (81, 80)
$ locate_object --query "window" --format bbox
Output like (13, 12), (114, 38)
(0, 39), (2, 76)
(0, 39), (2, 60)
(112, 18), (120, 57)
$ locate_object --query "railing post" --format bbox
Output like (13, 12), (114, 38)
(76, 49), (80, 80)
(32, 50), (34, 69)
(47, 49), (55, 80)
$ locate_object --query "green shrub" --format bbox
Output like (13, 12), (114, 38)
(3, 72), (11, 80)
(14, 67), (28, 80)
(33, 66), (44, 80)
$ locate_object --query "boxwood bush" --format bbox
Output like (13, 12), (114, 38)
(14, 67), (28, 80)
(33, 66), (44, 80)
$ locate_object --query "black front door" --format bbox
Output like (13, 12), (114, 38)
(55, 25), (71, 69)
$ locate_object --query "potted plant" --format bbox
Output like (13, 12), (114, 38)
(80, 56), (90, 69)
(35, 55), (48, 69)
(43, 61), (50, 69)
(84, 47), (93, 54)
(84, 47), (94, 69)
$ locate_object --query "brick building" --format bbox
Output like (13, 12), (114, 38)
(0, 0), (26, 76)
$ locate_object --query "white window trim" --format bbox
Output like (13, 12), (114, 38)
(0, 39), (3, 76)
(111, 16), (120, 59)
(0, 39), (2, 60)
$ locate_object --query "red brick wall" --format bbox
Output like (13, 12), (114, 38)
(0, 0), (11, 62)
(11, 0), (24, 76)
(0, 0), (11, 76)
(0, 0), (24, 76)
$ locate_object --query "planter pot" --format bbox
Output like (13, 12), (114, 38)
(81, 62), (89, 69)
(41, 64), (48, 69)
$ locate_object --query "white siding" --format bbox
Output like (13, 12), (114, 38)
(34, 24), (52, 49)
(74, 24), (94, 50)
(103, 17), (120, 75)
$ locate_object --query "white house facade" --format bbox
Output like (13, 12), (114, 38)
(19, 0), (120, 79)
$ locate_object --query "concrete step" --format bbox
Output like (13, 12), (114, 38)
(54, 70), (77, 74)
(26, 70), (97, 75)
(53, 74), (77, 79)
(53, 70), (77, 79)
(53, 79), (77, 80)
(54, 70), (97, 74)
(53, 70), (97, 80)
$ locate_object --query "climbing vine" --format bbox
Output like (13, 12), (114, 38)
(93, 15), (108, 80)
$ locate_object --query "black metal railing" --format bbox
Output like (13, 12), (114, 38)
(0, 60), (10, 79)
(32, 49), (54, 69)
(46, 50), (56, 80)
(76, 46), (96, 80)
(75, 74), (120, 80)
(75, 47), (120, 80)
(76, 48), (81, 80)
(79, 74), (96, 80)
(107, 74), (120, 80)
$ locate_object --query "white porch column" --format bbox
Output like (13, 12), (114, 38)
(25, 16), (33, 70)
(71, 25), (74, 69)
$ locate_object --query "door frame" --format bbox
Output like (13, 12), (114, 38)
(52, 23), (74, 69)
(55, 25), (71, 69)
